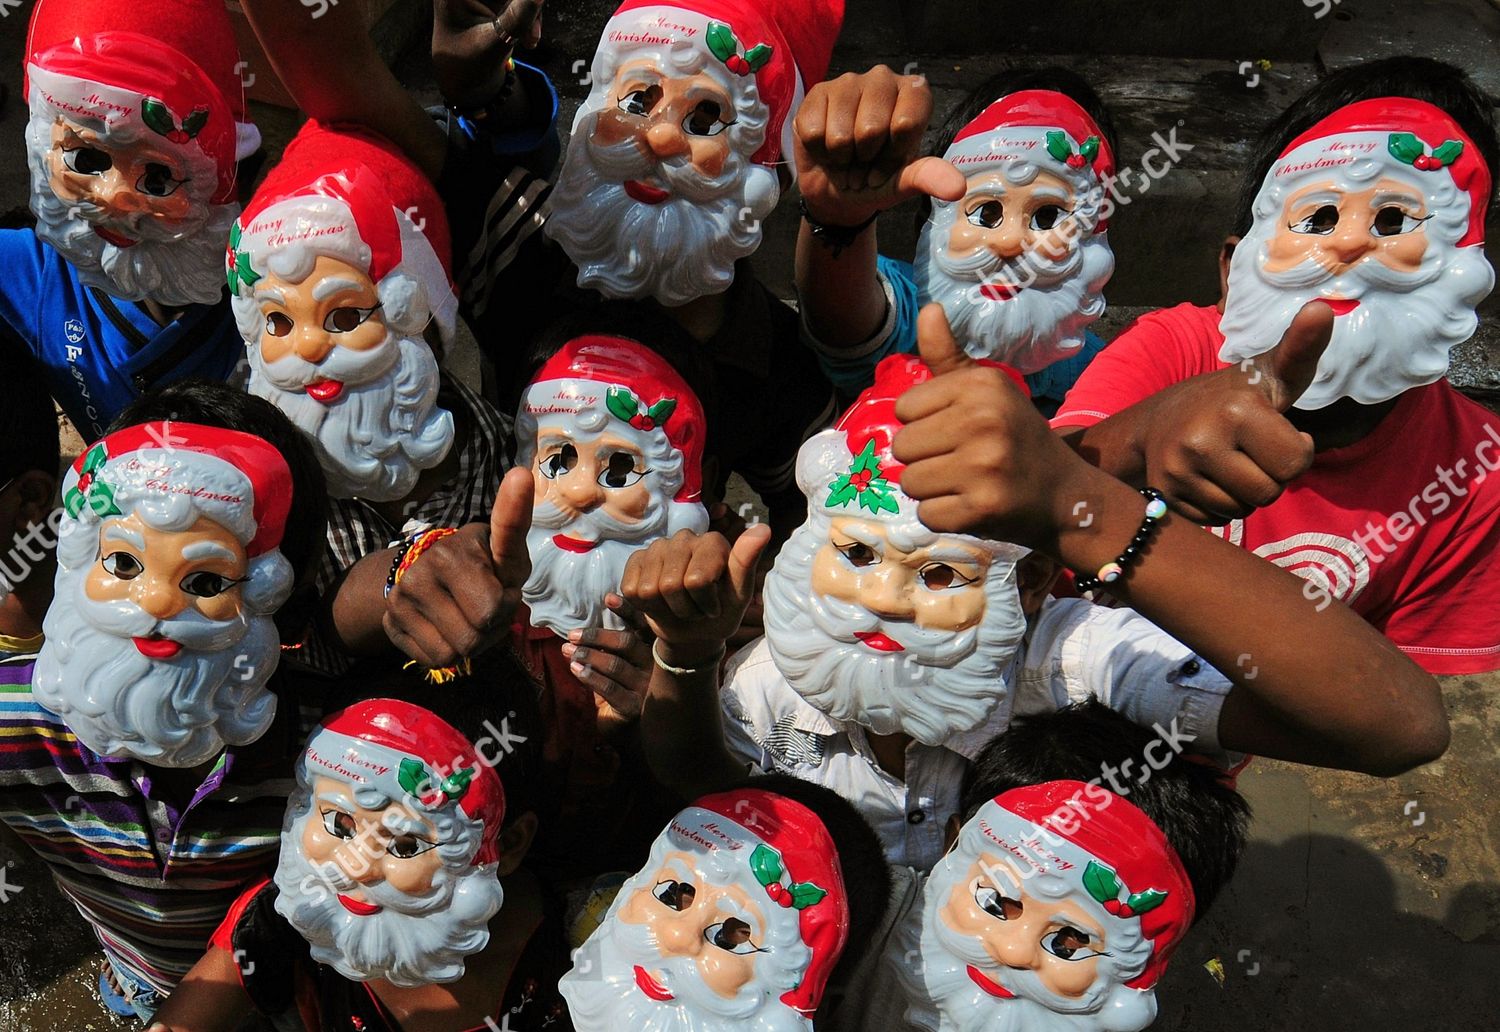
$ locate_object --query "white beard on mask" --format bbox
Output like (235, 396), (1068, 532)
(544, 65), (778, 307)
(247, 328), (453, 502)
(1219, 160), (1494, 409)
(33, 549), (284, 768)
(272, 785), (505, 988)
(560, 832), (812, 1032)
(914, 192), (1113, 375)
(762, 515), (1026, 747)
(523, 495), (708, 636)
(895, 850), (1156, 1032)
(25, 112), (237, 308)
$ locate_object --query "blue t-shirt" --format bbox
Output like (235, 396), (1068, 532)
(816, 255), (1108, 414)
(0, 229), (241, 439)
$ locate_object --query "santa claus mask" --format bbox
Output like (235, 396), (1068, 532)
(762, 355), (1027, 746)
(561, 788), (849, 1032)
(914, 91), (1115, 374)
(897, 781), (1194, 1032)
(515, 335), (709, 636)
(23, 0), (260, 307)
(273, 699), (508, 987)
(33, 422), (294, 768)
(231, 122), (456, 502)
(1220, 97), (1495, 409)
(546, 0), (842, 306)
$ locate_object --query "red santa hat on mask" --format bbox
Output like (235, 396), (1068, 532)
(678, 789), (849, 1016)
(302, 699), (507, 867)
(520, 334), (707, 504)
(24, 0), (259, 206)
(1263, 96), (1491, 248)
(61, 421), (292, 558)
(230, 121), (458, 343)
(974, 781), (1195, 992)
(797, 354), (1026, 529)
(944, 90), (1117, 231)
(599, 0), (844, 171)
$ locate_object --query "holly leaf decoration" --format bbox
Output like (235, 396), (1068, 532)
(1082, 860), (1122, 906)
(397, 757), (434, 798)
(226, 222), (262, 294)
(1388, 132), (1425, 165)
(706, 21), (739, 63)
(825, 482), (858, 508)
(1126, 888), (1168, 914)
(857, 482), (900, 515)
(84, 480), (120, 518)
(750, 843), (785, 887)
(141, 97), (178, 139)
(81, 442), (108, 476)
(645, 397), (677, 424)
(181, 107), (209, 140)
(1431, 139), (1464, 166)
(441, 766), (475, 802)
(1045, 130), (1073, 164)
(606, 386), (641, 424)
(1080, 136), (1101, 162)
(788, 881), (828, 909)
(744, 43), (774, 71)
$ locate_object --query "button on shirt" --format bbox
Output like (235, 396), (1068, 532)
(720, 596), (1235, 871)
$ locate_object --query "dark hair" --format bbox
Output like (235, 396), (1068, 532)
(521, 301), (719, 424)
(917, 66), (1118, 227)
(959, 701), (1250, 918)
(0, 356), (61, 484)
(325, 649), (546, 828)
(1232, 56), (1499, 236)
(107, 379), (328, 585)
(721, 773), (891, 987)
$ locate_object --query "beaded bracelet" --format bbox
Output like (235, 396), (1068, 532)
(384, 527), (458, 598)
(1074, 488), (1169, 595)
(799, 198), (878, 259)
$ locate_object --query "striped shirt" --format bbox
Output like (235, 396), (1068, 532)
(0, 653), (300, 995)
(294, 377), (512, 676)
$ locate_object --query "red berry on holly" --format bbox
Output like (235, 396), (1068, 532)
(629, 414), (653, 431)
(1102, 899), (1123, 916)
(167, 129), (189, 145)
(726, 55), (750, 75)
(1067, 153), (1086, 169)
(849, 470), (874, 491)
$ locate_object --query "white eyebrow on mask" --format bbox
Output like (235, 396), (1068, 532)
(312, 277), (366, 303)
(101, 523), (146, 550)
(1369, 189), (1426, 212)
(917, 543), (987, 567)
(836, 523), (885, 550)
(180, 541), (239, 563)
(253, 284), (286, 306)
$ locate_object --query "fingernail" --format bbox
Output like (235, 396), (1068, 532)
(570, 660), (588, 676)
(567, 629), (583, 642)
(561, 642), (577, 657)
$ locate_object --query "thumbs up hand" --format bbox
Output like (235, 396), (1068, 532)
(382, 467), (535, 669)
(1132, 300), (1334, 525)
(893, 305), (1096, 549)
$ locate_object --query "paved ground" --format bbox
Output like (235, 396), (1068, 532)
(0, 1), (1496, 1029)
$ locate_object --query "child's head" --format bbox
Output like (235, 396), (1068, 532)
(559, 772), (888, 1032)
(271, 680), (524, 987)
(515, 322), (711, 637)
(958, 700), (1249, 917)
(108, 379), (327, 587)
(915, 66), (1118, 373)
(1219, 56), (1496, 411)
(1232, 56), (1497, 238)
(0, 359), (61, 594)
(899, 702), (1248, 1032)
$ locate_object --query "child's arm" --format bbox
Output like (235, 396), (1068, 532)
(893, 304), (1448, 776)
(621, 526), (774, 800)
(240, 0), (544, 183)
(322, 468), (533, 666)
(144, 945), (251, 1032)
(793, 67), (965, 351)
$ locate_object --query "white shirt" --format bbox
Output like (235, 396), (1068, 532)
(719, 596), (1235, 871)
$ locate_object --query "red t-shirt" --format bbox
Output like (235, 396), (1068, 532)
(1055, 303), (1500, 675)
